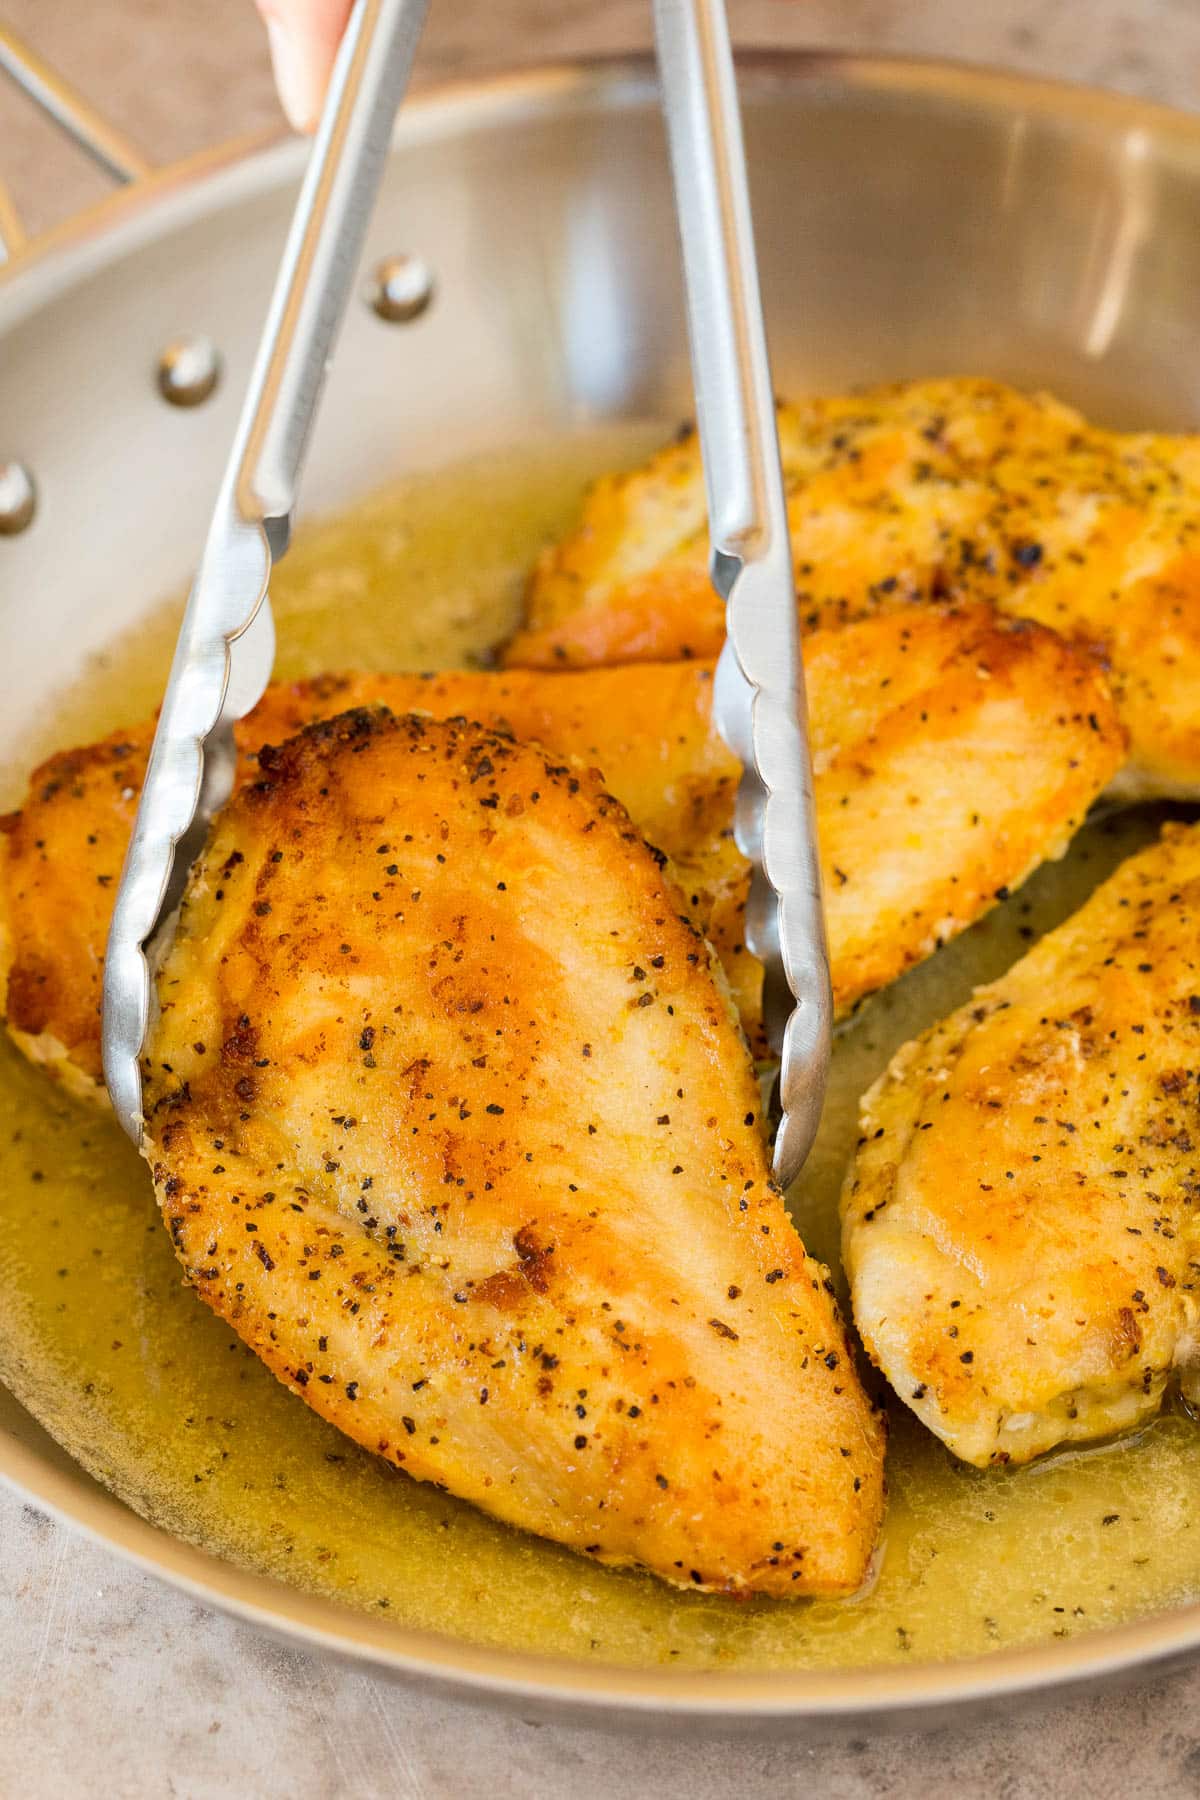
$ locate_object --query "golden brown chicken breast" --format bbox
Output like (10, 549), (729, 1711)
(143, 707), (886, 1595)
(0, 609), (1123, 1098)
(505, 377), (1200, 800)
(843, 821), (1200, 1469)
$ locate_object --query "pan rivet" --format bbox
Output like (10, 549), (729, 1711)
(368, 254), (434, 323)
(0, 462), (36, 536)
(157, 337), (222, 407)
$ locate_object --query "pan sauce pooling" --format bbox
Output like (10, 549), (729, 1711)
(1, 432), (1199, 1665)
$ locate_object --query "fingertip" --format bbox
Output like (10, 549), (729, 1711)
(259, 0), (353, 134)
(264, 14), (322, 133)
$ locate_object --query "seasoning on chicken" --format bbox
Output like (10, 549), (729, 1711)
(0, 608), (1123, 1098)
(842, 822), (1200, 1469)
(505, 377), (1200, 800)
(143, 707), (885, 1595)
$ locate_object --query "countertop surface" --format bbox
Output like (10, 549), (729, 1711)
(4, 3), (1200, 1795)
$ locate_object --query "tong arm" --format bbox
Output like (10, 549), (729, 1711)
(102, 0), (429, 1139)
(653, 0), (832, 1186)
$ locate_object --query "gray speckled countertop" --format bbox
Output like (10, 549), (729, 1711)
(4, 4), (1200, 1795)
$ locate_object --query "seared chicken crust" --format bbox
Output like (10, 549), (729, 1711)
(143, 708), (885, 1595)
(506, 377), (1200, 799)
(843, 822), (1200, 1469)
(0, 610), (1123, 1096)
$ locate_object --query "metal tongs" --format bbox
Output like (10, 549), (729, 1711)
(102, 0), (832, 1188)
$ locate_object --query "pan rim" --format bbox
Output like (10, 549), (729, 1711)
(4, 47), (1200, 1722)
(8, 45), (1200, 311)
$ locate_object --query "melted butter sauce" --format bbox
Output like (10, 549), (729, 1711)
(2, 427), (1199, 1673)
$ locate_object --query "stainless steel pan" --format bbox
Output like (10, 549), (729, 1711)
(3, 46), (1200, 1729)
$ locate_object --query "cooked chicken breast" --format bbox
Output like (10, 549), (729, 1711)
(795, 606), (1122, 1024)
(142, 708), (885, 1595)
(843, 821), (1200, 1469)
(505, 377), (1200, 800)
(0, 609), (1123, 1097)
